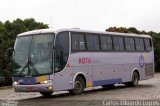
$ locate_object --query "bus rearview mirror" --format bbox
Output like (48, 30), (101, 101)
(5, 48), (14, 63)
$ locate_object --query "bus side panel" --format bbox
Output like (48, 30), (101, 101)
(143, 51), (154, 79)
(52, 66), (73, 91)
(65, 50), (154, 89)
(69, 52), (93, 87)
(92, 52), (127, 85)
(90, 51), (154, 85)
(91, 52), (123, 86)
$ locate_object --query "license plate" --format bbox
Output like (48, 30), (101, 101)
(26, 87), (33, 91)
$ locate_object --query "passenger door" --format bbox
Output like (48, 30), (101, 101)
(53, 32), (73, 91)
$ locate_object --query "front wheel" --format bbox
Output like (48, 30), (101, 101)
(40, 92), (53, 96)
(69, 77), (85, 95)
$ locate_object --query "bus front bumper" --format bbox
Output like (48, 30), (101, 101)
(13, 83), (54, 92)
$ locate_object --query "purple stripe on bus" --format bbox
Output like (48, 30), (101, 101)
(93, 78), (122, 86)
(13, 77), (36, 85)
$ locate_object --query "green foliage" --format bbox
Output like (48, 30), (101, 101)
(106, 27), (160, 71)
(0, 18), (48, 85)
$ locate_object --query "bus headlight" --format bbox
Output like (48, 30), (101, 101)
(40, 80), (52, 84)
(13, 81), (19, 85)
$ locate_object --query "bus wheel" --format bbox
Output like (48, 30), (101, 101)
(40, 92), (53, 97)
(126, 71), (139, 87)
(69, 77), (85, 95)
(132, 71), (139, 87)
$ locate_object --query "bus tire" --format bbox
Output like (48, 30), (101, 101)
(132, 71), (139, 87)
(126, 71), (139, 87)
(69, 76), (85, 95)
(40, 92), (53, 97)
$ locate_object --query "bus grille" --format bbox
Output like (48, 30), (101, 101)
(145, 63), (154, 76)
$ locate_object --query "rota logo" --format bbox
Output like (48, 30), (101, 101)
(79, 57), (92, 64)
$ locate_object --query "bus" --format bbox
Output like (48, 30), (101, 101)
(12, 28), (154, 96)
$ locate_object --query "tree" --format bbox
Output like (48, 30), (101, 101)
(106, 27), (128, 33)
(128, 27), (139, 34)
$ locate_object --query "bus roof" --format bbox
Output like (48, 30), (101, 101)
(18, 28), (151, 38)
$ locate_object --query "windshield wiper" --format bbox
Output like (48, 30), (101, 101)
(18, 58), (39, 76)
(18, 60), (29, 76)
(29, 60), (40, 75)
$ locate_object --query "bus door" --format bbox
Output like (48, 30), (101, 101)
(52, 32), (73, 91)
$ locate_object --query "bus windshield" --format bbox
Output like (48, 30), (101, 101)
(13, 34), (54, 77)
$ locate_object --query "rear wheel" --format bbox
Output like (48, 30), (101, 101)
(132, 72), (139, 87)
(40, 92), (53, 97)
(126, 71), (139, 87)
(69, 77), (85, 95)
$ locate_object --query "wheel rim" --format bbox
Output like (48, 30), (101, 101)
(75, 81), (82, 91)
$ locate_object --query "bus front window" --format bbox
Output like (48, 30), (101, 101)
(29, 34), (54, 76)
(13, 36), (32, 76)
(13, 34), (54, 76)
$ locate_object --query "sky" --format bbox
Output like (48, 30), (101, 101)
(0, 0), (160, 32)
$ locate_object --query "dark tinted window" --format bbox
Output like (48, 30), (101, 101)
(124, 37), (135, 51)
(113, 37), (119, 50)
(135, 38), (144, 51)
(100, 35), (113, 50)
(135, 38), (140, 50)
(71, 33), (86, 50)
(125, 38), (130, 50)
(145, 38), (152, 51)
(55, 32), (69, 72)
(86, 34), (100, 50)
(119, 37), (124, 50)
(113, 36), (124, 51)
(130, 38), (135, 50)
(140, 39), (144, 51)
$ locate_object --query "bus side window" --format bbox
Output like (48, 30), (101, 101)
(145, 38), (152, 51)
(135, 38), (144, 51)
(54, 32), (69, 73)
(125, 37), (130, 50)
(124, 37), (135, 51)
(86, 34), (100, 51)
(113, 36), (124, 51)
(71, 33), (86, 51)
(100, 35), (113, 51)
(135, 38), (140, 51)
(140, 38), (145, 51)
(107, 36), (113, 50)
(130, 38), (135, 51)
(119, 37), (124, 50)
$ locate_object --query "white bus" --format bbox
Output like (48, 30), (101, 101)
(12, 28), (154, 96)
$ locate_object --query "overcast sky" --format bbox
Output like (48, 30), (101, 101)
(0, 0), (160, 32)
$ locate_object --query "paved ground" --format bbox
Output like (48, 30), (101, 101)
(0, 73), (160, 106)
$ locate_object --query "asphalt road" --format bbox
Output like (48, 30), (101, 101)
(0, 73), (160, 106)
